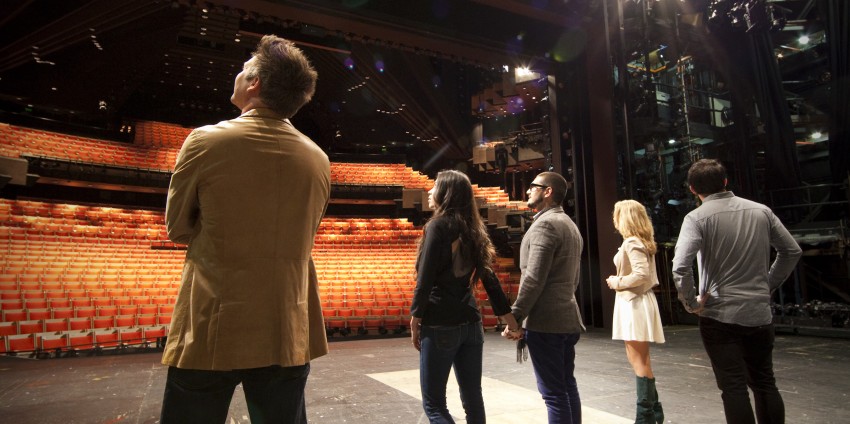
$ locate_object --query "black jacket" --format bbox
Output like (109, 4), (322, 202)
(410, 216), (511, 325)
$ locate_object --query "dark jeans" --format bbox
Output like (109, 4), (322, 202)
(525, 330), (581, 424)
(160, 363), (310, 424)
(699, 317), (785, 424)
(419, 321), (486, 424)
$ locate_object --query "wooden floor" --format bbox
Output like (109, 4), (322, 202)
(1, 326), (849, 423)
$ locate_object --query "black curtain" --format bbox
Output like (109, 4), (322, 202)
(820, 0), (850, 186)
(744, 31), (801, 192)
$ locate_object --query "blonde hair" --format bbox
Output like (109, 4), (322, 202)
(612, 200), (657, 255)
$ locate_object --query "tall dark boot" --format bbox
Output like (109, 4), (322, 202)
(647, 377), (664, 423)
(635, 376), (655, 424)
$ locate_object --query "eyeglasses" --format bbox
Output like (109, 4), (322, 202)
(528, 183), (549, 191)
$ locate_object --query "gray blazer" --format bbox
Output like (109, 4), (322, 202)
(513, 206), (585, 333)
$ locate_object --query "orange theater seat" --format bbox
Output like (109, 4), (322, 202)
(7, 333), (36, 353)
(40, 332), (68, 351)
(27, 308), (52, 320)
(52, 307), (75, 319)
(0, 321), (16, 337)
(67, 330), (94, 350)
(68, 317), (91, 331)
(2, 309), (26, 322)
(136, 315), (157, 327)
(119, 328), (143, 346)
(143, 325), (167, 343)
(94, 329), (119, 348)
(44, 318), (68, 332)
(115, 315), (136, 328)
(92, 316), (114, 329)
(18, 320), (43, 334)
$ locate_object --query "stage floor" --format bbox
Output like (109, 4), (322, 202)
(1, 326), (848, 423)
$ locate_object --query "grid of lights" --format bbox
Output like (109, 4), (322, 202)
(347, 77), (369, 92)
(376, 104), (405, 115)
(89, 28), (103, 51)
(30, 46), (55, 66)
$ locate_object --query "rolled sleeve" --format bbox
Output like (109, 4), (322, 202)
(767, 214), (802, 291)
(672, 215), (702, 311)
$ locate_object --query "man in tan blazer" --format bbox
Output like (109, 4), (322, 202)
(159, 35), (330, 424)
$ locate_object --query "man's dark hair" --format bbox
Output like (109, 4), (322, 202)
(246, 35), (317, 118)
(687, 159), (727, 195)
(536, 171), (568, 204)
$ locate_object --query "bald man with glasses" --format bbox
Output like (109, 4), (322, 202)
(503, 171), (585, 424)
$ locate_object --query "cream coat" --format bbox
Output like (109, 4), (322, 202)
(162, 108), (330, 370)
(610, 237), (659, 301)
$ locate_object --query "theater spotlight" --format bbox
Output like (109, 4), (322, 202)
(767, 4), (788, 32)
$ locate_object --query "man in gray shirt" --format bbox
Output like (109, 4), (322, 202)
(672, 159), (801, 424)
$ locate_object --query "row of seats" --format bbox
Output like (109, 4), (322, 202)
(0, 326), (168, 354)
(1, 314), (172, 334)
(133, 120), (193, 147)
(1, 199), (164, 223)
(0, 124), (179, 170)
(2, 124), (438, 188)
(1, 300), (172, 313)
(331, 162), (432, 189)
(1, 124), (524, 211)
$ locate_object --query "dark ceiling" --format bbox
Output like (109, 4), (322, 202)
(0, 0), (827, 164)
(0, 0), (600, 162)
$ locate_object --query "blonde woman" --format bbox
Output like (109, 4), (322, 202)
(606, 200), (665, 424)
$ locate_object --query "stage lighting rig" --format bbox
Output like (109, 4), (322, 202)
(707, 0), (789, 33)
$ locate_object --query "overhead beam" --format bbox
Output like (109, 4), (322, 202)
(205, 0), (532, 67)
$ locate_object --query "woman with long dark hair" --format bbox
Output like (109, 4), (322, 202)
(606, 200), (665, 424)
(410, 170), (519, 424)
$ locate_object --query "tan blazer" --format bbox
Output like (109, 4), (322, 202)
(610, 237), (659, 301)
(162, 108), (330, 370)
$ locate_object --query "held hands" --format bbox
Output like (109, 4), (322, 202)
(410, 316), (421, 352)
(501, 326), (524, 341)
(499, 312), (523, 341)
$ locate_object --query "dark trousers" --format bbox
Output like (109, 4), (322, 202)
(419, 322), (486, 424)
(160, 363), (310, 424)
(699, 317), (785, 424)
(525, 330), (581, 424)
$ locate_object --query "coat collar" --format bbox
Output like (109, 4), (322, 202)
(239, 108), (288, 122)
(533, 205), (564, 221)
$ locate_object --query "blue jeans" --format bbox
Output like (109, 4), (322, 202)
(700, 317), (784, 424)
(419, 321), (486, 424)
(525, 330), (581, 424)
(160, 363), (310, 424)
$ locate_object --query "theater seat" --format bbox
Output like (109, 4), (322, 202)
(119, 328), (143, 346)
(7, 334), (35, 353)
(67, 330), (94, 350)
(40, 332), (68, 351)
